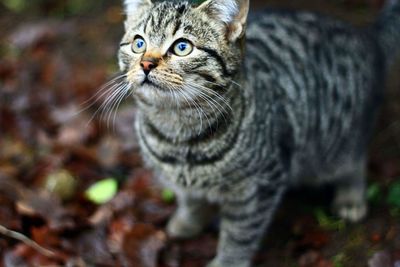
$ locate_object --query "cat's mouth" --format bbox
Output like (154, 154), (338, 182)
(141, 77), (154, 86)
(140, 77), (166, 91)
(141, 76), (162, 89)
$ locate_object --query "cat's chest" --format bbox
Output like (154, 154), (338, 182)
(135, 115), (250, 190)
(139, 139), (227, 190)
(136, 123), (222, 186)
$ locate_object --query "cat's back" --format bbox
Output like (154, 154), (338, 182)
(245, 8), (378, 68)
(245, 7), (383, 122)
(244, 8), (384, 182)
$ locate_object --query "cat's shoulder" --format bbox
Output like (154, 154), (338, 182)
(248, 8), (354, 34)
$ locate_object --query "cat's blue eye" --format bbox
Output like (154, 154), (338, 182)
(178, 43), (187, 51)
(132, 36), (147, 54)
(172, 39), (193, 56)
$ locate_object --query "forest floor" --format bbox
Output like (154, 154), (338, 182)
(0, 0), (400, 266)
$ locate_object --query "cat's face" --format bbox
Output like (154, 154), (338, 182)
(119, 0), (249, 108)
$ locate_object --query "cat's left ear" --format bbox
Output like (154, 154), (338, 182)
(124, 0), (152, 15)
(196, 0), (249, 42)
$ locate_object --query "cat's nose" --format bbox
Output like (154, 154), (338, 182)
(140, 59), (158, 75)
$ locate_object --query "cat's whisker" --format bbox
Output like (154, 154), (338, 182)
(174, 88), (197, 129)
(185, 83), (232, 124)
(170, 85), (181, 112)
(229, 79), (242, 88)
(183, 86), (217, 132)
(99, 89), (121, 128)
(103, 83), (130, 130)
(111, 84), (131, 131)
(88, 81), (127, 127)
(185, 81), (234, 114)
(99, 82), (125, 118)
(76, 74), (127, 115)
(184, 89), (225, 130)
(94, 73), (127, 94)
(179, 86), (209, 131)
(197, 85), (234, 112)
(176, 87), (209, 135)
(199, 77), (242, 89)
(86, 87), (120, 126)
(83, 74), (127, 104)
(84, 80), (126, 123)
(105, 83), (127, 128)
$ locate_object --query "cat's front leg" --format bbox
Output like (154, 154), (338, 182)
(207, 182), (286, 267)
(167, 191), (215, 239)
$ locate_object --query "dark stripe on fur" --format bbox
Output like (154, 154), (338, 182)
(197, 46), (231, 76)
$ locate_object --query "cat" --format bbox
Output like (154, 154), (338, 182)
(116, 0), (400, 266)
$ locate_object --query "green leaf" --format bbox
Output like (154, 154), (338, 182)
(367, 183), (382, 204)
(387, 181), (400, 208)
(66, 0), (91, 14)
(314, 208), (345, 231)
(332, 253), (345, 267)
(2, 0), (26, 12)
(161, 188), (175, 203)
(85, 178), (118, 204)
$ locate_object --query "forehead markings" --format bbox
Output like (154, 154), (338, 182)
(143, 13), (153, 34)
(141, 3), (192, 55)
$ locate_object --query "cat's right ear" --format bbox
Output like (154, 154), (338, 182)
(196, 0), (249, 42)
(124, 0), (152, 15)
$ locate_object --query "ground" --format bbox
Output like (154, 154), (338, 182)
(0, 0), (400, 267)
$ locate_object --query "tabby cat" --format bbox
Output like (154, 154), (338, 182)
(116, 0), (400, 266)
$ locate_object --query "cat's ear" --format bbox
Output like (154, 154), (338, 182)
(124, 0), (152, 15)
(196, 0), (249, 42)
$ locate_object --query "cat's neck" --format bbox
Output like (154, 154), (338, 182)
(137, 83), (243, 143)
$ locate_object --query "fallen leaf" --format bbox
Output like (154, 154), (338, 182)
(44, 169), (78, 201)
(67, 225), (115, 266)
(85, 178), (118, 205)
(368, 251), (392, 267)
(120, 223), (166, 267)
(9, 184), (76, 231)
(89, 191), (135, 225)
(299, 230), (330, 249)
(298, 250), (333, 267)
(8, 21), (74, 50)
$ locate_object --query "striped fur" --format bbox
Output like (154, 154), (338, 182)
(117, 1), (400, 266)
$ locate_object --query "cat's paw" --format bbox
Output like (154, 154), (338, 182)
(206, 257), (251, 267)
(333, 183), (368, 223)
(166, 214), (203, 239)
(333, 199), (367, 222)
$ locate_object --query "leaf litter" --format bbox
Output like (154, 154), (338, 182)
(0, 1), (400, 267)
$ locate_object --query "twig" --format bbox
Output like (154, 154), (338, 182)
(0, 224), (56, 258)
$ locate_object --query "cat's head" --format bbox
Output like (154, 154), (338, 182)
(119, 0), (249, 108)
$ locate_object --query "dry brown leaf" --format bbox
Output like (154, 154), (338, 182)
(120, 223), (166, 267)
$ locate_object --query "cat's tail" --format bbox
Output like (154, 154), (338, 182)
(375, 0), (400, 66)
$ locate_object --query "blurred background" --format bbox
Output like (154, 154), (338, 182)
(0, 0), (399, 266)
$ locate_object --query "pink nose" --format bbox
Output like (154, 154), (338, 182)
(140, 60), (158, 74)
